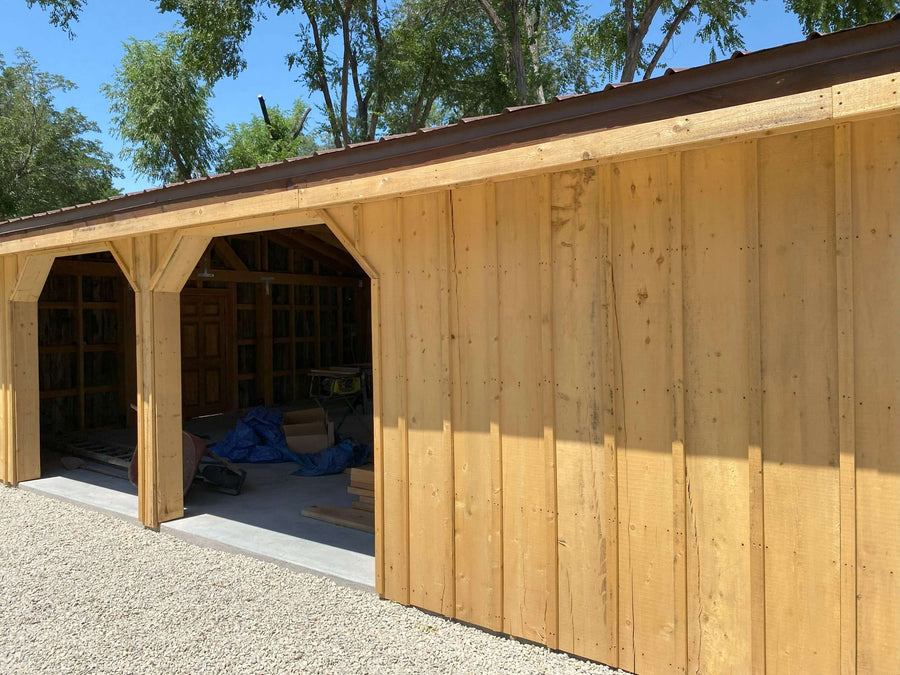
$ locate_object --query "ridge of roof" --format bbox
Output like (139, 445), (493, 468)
(2, 16), (899, 236)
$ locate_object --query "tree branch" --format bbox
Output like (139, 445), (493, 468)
(642, 0), (697, 80)
(475, 0), (505, 34)
(621, 0), (664, 82)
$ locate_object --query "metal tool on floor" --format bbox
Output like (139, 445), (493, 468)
(308, 366), (366, 434)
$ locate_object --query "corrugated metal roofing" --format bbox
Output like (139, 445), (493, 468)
(1, 15), (898, 238)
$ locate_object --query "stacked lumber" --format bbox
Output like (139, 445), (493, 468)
(301, 463), (375, 533)
(348, 463), (374, 512)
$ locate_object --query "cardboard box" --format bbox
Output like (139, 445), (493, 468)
(283, 408), (328, 426)
(283, 407), (334, 454)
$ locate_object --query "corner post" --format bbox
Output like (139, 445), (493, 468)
(0, 254), (54, 485)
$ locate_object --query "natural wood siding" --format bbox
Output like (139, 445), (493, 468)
(342, 118), (900, 672)
(2, 72), (898, 670)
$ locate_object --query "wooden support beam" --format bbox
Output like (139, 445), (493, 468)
(213, 238), (249, 271)
(11, 253), (54, 302)
(151, 234), (212, 293)
(187, 268), (363, 286)
(131, 232), (211, 528)
(265, 229), (358, 273)
(108, 238), (137, 290)
(318, 207), (379, 279)
(0, 253), (54, 484)
(256, 283), (274, 407)
(0, 75), (897, 261)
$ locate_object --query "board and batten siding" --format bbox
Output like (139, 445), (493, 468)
(327, 115), (900, 673)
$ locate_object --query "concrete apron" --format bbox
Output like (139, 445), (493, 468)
(19, 465), (375, 592)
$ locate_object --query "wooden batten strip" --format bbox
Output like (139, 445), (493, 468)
(834, 122), (857, 675)
(395, 198), (411, 605)
(437, 190), (456, 617)
(370, 284), (386, 593)
(744, 139), (767, 675)
(667, 152), (688, 673)
(487, 184), (505, 630)
(598, 163), (619, 665)
(538, 174), (559, 649)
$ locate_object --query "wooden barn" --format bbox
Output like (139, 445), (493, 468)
(1, 18), (899, 673)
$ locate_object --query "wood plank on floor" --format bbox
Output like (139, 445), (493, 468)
(302, 505), (375, 533)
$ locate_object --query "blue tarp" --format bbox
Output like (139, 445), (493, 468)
(210, 407), (290, 463)
(210, 406), (371, 476)
(290, 439), (371, 477)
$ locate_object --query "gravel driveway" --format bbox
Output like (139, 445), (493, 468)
(0, 488), (620, 674)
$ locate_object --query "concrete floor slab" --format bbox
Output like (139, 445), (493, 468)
(25, 448), (375, 592)
(19, 475), (140, 525)
(161, 514), (374, 590)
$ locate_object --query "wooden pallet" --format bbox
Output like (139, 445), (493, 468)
(63, 438), (135, 469)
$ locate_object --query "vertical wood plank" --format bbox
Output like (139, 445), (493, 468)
(744, 139), (767, 675)
(611, 155), (676, 674)
(0, 259), (10, 485)
(10, 300), (41, 483)
(496, 175), (552, 645)
(450, 183), (504, 631)
(151, 290), (184, 523)
(667, 152), (688, 675)
(834, 121), (857, 675)
(370, 275), (385, 596)
(850, 115), (900, 674)
(552, 166), (618, 664)
(403, 192), (454, 615)
(682, 143), (753, 673)
(438, 191), (456, 618)
(360, 199), (409, 604)
(538, 174), (559, 651)
(759, 127), (841, 673)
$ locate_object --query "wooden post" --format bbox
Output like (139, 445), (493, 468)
(0, 254), (54, 485)
(130, 233), (210, 529)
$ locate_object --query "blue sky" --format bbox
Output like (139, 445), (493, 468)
(2, 1), (806, 194)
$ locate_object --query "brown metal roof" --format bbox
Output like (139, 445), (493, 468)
(2, 16), (899, 239)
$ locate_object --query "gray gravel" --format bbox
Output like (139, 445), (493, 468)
(0, 487), (619, 674)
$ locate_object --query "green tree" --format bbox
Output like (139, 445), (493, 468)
(579, 0), (900, 84)
(579, 0), (754, 83)
(160, 0), (593, 143)
(217, 99), (318, 171)
(784, 0), (900, 33)
(102, 32), (220, 183)
(23, 0), (83, 35)
(0, 50), (120, 220)
(473, 0), (593, 105)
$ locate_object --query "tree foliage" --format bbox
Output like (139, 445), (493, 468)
(24, 0), (900, 152)
(578, 0), (900, 84)
(0, 50), (120, 220)
(578, 0), (753, 83)
(784, 0), (900, 33)
(217, 99), (318, 171)
(23, 0), (84, 35)
(102, 32), (220, 183)
(159, 0), (595, 144)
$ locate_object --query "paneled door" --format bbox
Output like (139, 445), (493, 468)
(181, 289), (234, 418)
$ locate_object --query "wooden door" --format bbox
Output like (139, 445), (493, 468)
(181, 289), (233, 418)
